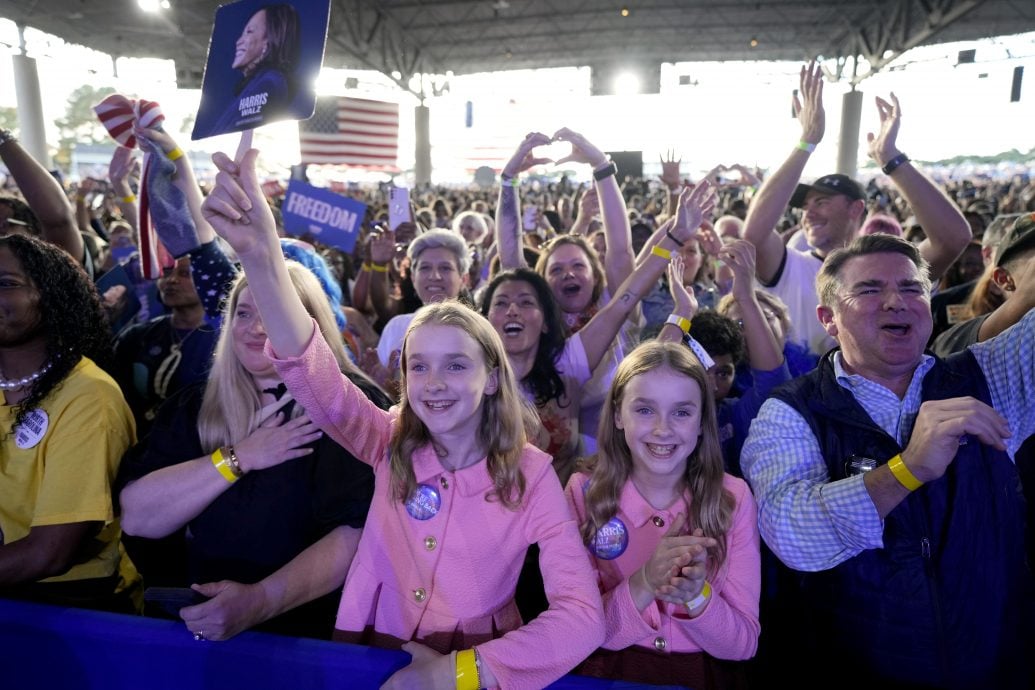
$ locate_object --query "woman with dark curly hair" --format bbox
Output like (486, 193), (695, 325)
(0, 234), (138, 612)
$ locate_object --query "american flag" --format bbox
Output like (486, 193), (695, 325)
(299, 97), (399, 168)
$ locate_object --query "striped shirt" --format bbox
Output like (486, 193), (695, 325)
(742, 308), (1035, 571)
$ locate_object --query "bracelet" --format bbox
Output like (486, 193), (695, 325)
(369, 262), (389, 273)
(211, 447), (239, 483)
(685, 581), (712, 612)
(120, 194), (137, 204)
(796, 140), (817, 153)
(666, 313), (691, 334)
(593, 161), (617, 181)
(225, 445), (244, 478)
(665, 227), (685, 247)
(499, 176), (514, 187)
(456, 649), (480, 690)
(881, 152), (910, 175)
(651, 245), (672, 261)
(887, 454), (923, 491)
(166, 147), (184, 162)
(685, 335), (715, 370)
(0, 128), (16, 147)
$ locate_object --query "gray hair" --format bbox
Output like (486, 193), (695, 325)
(407, 228), (471, 274)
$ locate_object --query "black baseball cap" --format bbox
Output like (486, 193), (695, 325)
(995, 213), (1035, 267)
(789, 174), (866, 208)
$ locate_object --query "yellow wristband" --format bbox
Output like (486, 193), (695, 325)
(651, 245), (672, 261)
(211, 447), (239, 484)
(666, 313), (692, 334)
(456, 649), (480, 690)
(796, 140), (817, 153)
(369, 262), (389, 273)
(685, 580), (712, 612)
(120, 194), (137, 204)
(887, 454), (923, 491)
(166, 147), (184, 162)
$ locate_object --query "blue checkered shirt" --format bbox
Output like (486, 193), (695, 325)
(742, 308), (1035, 571)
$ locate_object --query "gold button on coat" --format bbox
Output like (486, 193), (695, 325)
(414, 588), (427, 602)
(652, 516), (665, 527)
(654, 636), (667, 651)
(424, 536), (437, 551)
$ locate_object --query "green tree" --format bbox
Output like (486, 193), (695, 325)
(53, 84), (116, 168)
(0, 106), (17, 133)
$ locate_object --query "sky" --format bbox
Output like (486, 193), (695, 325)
(0, 15), (1032, 184)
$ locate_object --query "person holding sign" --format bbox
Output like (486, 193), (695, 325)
(200, 144), (605, 688)
(0, 234), (138, 614)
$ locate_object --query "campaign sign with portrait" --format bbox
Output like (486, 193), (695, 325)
(281, 180), (367, 253)
(192, 0), (330, 139)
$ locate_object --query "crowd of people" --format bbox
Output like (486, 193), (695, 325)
(1, 60), (1034, 689)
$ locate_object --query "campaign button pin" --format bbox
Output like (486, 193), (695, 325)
(590, 516), (629, 560)
(405, 484), (441, 521)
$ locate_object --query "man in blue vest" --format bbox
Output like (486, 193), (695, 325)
(742, 233), (1034, 687)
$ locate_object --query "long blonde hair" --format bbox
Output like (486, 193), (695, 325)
(198, 261), (369, 451)
(389, 301), (536, 509)
(581, 341), (735, 570)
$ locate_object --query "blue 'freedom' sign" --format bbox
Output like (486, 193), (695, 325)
(281, 180), (366, 252)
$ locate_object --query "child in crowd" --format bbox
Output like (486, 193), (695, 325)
(566, 340), (760, 688)
(200, 145), (604, 689)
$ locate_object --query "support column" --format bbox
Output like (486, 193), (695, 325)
(12, 25), (52, 169)
(414, 103), (431, 186)
(837, 89), (864, 178)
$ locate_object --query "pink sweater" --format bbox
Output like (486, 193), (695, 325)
(268, 325), (604, 689)
(565, 471), (760, 660)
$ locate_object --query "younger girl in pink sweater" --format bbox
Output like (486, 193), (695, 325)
(566, 340), (761, 688)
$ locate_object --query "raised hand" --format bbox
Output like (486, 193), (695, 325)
(794, 61), (825, 145)
(671, 181), (717, 244)
(866, 93), (903, 167)
(368, 227), (396, 265)
(133, 125), (177, 155)
(667, 254), (698, 318)
(503, 131), (553, 178)
(109, 146), (137, 190)
(660, 150), (682, 190)
(200, 144), (278, 258)
(719, 239), (757, 301)
(553, 127), (608, 168)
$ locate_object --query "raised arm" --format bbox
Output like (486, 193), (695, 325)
(865, 94), (970, 282)
(723, 240), (784, 371)
(108, 147), (140, 238)
(659, 149), (683, 217)
(201, 147), (311, 355)
(0, 130), (84, 263)
(135, 125), (217, 246)
(497, 132), (551, 269)
(554, 127), (635, 293)
(743, 62), (825, 284)
(581, 183), (716, 370)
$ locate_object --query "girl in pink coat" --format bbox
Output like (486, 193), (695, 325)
(200, 144), (604, 689)
(566, 340), (761, 688)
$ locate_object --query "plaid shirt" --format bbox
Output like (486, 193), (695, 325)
(742, 308), (1035, 571)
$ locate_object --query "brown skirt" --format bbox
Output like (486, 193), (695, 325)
(578, 646), (750, 690)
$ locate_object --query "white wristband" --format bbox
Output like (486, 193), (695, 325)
(685, 581), (712, 612)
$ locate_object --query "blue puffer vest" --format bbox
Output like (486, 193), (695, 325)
(770, 349), (1033, 688)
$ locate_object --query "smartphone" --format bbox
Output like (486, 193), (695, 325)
(389, 187), (410, 232)
(144, 587), (209, 618)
